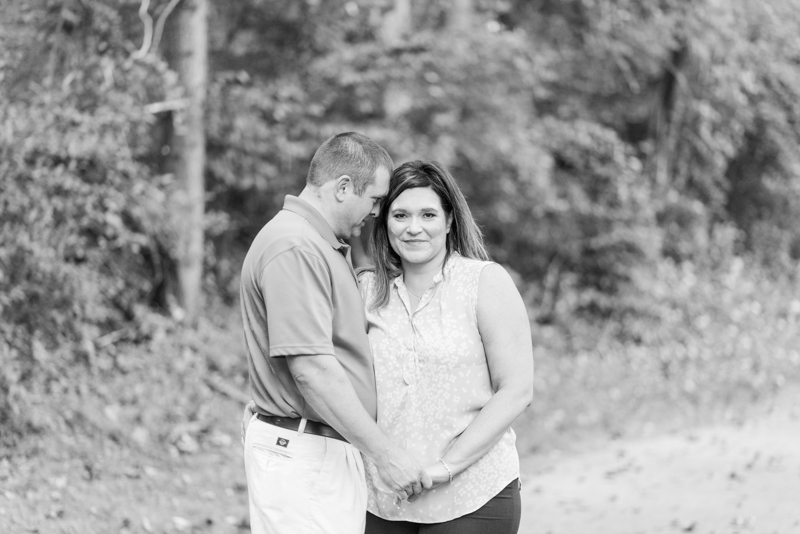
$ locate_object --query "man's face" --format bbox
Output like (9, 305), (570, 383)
(343, 166), (390, 238)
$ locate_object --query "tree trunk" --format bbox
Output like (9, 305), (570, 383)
(380, 0), (411, 46)
(449, 0), (472, 32)
(380, 0), (414, 119)
(650, 41), (688, 195)
(166, 0), (208, 323)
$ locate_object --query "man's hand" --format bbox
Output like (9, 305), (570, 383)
(285, 354), (433, 502)
(373, 447), (432, 501)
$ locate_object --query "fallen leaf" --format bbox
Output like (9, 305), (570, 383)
(172, 516), (192, 531)
(49, 476), (67, 489)
(175, 433), (200, 454)
(143, 466), (160, 478)
(104, 404), (121, 424)
(123, 467), (141, 479)
(132, 426), (150, 446)
(209, 431), (233, 447)
(0, 459), (11, 480)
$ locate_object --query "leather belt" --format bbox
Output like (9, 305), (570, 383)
(256, 414), (348, 443)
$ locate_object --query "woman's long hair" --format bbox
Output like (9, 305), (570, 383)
(369, 160), (489, 310)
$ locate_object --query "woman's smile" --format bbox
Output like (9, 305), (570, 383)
(387, 187), (452, 269)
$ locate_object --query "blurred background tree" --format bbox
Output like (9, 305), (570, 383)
(1, 0), (799, 443)
(162, 0), (208, 322)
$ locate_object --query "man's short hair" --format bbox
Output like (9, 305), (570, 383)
(307, 132), (393, 195)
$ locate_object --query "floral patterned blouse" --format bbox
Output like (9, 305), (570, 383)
(359, 253), (520, 523)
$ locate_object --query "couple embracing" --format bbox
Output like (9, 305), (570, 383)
(240, 132), (534, 534)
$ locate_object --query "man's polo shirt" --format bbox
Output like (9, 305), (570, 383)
(240, 195), (377, 423)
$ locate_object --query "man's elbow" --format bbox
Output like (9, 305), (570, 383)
(288, 355), (331, 387)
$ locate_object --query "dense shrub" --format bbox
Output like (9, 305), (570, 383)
(0, 2), (178, 439)
(2, 0), (800, 447)
(515, 256), (800, 454)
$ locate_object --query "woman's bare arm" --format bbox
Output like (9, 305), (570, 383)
(424, 263), (535, 486)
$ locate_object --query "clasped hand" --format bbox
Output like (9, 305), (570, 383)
(375, 450), (454, 504)
(406, 460), (451, 502)
(241, 404), (454, 503)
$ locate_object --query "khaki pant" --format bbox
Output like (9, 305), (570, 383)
(244, 414), (367, 533)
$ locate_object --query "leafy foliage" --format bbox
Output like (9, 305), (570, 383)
(0, 0), (179, 439)
(203, 0), (800, 315)
(519, 257), (800, 454)
(2, 0), (800, 443)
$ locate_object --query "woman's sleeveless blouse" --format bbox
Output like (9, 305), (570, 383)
(359, 253), (520, 523)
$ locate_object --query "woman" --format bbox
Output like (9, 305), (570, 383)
(359, 160), (534, 533)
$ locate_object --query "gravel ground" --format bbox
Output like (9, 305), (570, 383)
(519, 389), (800, 534)
(3, 390), (799, 534)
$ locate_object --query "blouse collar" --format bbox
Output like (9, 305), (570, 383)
(392, 251), (460, 289)
(392, 252), (461, 313)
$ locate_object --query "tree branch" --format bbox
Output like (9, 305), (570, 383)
(152, 0), (183, 54)
(144, 98), (188, 114)
(132, 0), (153, 60)
(204, 375), (250, 404)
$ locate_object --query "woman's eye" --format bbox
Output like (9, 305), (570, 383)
(423, 213), (436, 219)
(393, 213), (407, 220)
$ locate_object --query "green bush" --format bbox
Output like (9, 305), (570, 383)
(515, 256), (800, 454)
(0, 18), (177, 439)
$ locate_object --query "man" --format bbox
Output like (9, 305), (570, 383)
(240, 132), (430, 534)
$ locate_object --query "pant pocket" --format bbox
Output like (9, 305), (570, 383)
(251, 443), (294, 471)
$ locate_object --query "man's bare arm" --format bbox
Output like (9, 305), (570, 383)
(286, 353), (431, 499)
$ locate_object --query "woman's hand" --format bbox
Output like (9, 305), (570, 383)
(420, 264), (533, 478)
(407, 460), (452, 502)
(425, 460), (452, 488)
(346, 218), (374, 270)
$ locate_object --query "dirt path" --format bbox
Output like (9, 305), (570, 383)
(518, 390), (800, 534)
(3, 391), (799, 534)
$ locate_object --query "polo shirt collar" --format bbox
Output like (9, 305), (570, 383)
(282, 195), (349, 253)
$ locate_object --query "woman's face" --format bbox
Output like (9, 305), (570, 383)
(387, 187), (453, 268)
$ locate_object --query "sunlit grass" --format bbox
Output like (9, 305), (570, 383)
(515, 259), (800, 455)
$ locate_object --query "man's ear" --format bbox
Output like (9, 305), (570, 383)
(333, 175), (352, 201)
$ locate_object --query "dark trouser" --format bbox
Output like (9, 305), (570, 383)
(365, 479), (521, 534)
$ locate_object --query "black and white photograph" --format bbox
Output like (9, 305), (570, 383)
(1, 1), (799, 533)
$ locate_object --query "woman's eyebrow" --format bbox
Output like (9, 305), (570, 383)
(390, 205), (440, 213)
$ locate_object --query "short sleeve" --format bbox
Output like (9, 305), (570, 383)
(261, 247), (334, 357)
